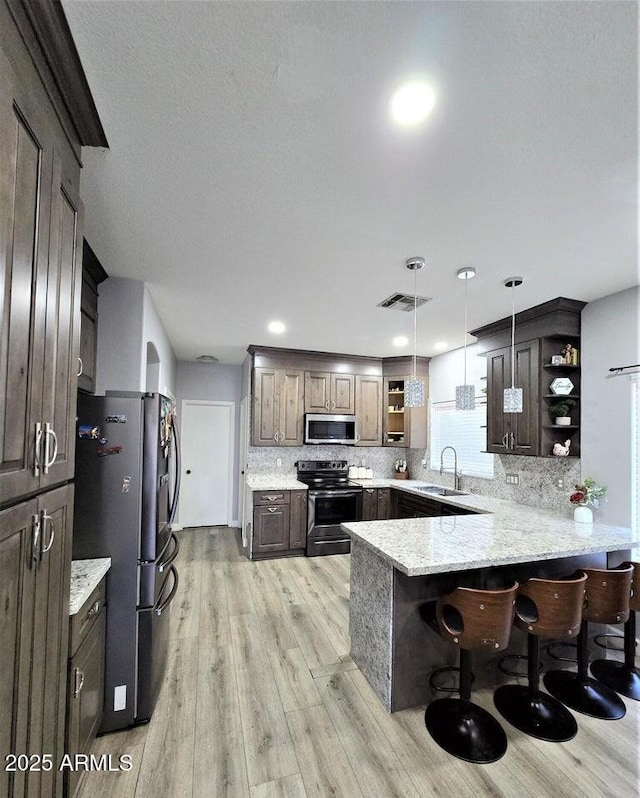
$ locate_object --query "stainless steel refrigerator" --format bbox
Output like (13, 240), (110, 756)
(73, 391), (181, 733)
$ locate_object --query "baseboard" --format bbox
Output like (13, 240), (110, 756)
(231, 519), (239, 528)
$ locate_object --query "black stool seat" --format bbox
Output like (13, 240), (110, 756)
(494, 573), (586, 742)
(590, 561), (640, 701)
(425, 582), (518, 764)
(543, 565), (632, 720)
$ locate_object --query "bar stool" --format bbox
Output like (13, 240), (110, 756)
(543, 565), (633, 719)
(493, 572), (587, 741)
(425, 582), (518, 764)
(590, 561), (640, 700)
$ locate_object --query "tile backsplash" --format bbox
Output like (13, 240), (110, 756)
(406, 450), (581, 514)
(247, 445), (407, 475)
(248, 445), (581, 515)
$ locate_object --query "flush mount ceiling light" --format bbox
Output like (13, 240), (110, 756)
(455, 266), (477, 410)
(195, 354), (218, 363)
(268, 321), (286, 334)
(393, 336), (409, 347)
(404, 257), (426, 408)
(503, 277), (524, 413)
(390, 81), (436, 126)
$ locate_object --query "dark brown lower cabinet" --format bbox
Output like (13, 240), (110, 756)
(252, 490), (307, 558)
(391, 489), (476, 519)
(361, 487), (391, 521)
(65, 579), (106, 798)
(0, 484), (73, 798)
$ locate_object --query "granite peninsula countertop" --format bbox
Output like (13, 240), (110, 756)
(246, 474), (308, 491)
(69, 558), (111, 615)
(342, 488), (638, 577)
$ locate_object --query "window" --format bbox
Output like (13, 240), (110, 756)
(632, 377), (639, 540)
(430, 399), (495, 479)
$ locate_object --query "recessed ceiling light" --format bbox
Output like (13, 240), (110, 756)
(268, 321), (286, 334)
(390, 81), (436, 126)
(433, 341), (448, 351)
(393, 336), (409, 347)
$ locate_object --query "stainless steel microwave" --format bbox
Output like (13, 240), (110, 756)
(304, 414), (357, 445)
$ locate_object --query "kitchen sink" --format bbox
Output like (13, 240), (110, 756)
(414, 485), (469, 497)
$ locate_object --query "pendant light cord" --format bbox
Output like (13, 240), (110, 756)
(463, 275), (468, 385)
(412, 266), (417, 379)
(510, 282), (516, 389)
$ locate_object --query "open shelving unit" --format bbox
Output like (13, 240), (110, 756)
(540, 336), (581, 457)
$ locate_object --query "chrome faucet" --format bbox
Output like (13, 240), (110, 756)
(439, 446), (461, 491)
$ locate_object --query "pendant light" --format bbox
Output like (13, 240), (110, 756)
(455, 266), (476, 410)
(503, 277), (524, 413)
(404, 257), (426, 407)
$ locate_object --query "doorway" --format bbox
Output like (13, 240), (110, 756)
(179, 400), (234, 527)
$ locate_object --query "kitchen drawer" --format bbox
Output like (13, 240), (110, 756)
(253, 490), (289, 506)
(69, 579), (106, 657)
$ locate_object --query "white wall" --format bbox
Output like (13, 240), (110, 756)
(175, 361), (243, 522)
(142, 285), (176, 397)
(581, 286), (639, 528)
(427, 343), (486, 402)
(95, 277), (177, 397)
(95, 277), (144, 393)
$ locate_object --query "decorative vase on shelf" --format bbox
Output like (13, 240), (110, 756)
(573, 505), (593, 524)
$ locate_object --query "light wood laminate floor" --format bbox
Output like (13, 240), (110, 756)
(78, 527), (640, 798)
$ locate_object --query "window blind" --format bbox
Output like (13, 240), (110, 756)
(632, 377), (639, 537)
(429, 399), (495, 479)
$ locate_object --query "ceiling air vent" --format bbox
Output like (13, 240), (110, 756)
(377, 293), (432, 311)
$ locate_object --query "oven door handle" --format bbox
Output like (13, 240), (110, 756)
(309, 489), (363, 499)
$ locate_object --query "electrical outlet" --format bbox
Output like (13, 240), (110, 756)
(276, 458), (282, 468)
(556, 477), (565, 489)
(506, 473), (519, 485)
(421, 459), (427, 467)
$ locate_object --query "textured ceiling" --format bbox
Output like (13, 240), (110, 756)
(62, 1), (638, 364)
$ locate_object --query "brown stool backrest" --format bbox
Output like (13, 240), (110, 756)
(514, 572), (587, 639)
(623, 561), (640, 613)
(436, 582), (518, 652)
(583, 565), (633, 624)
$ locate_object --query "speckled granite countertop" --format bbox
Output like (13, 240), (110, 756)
(343, 490), (638, 577)
(69, 558), (111, 616)
(246, 474), (308, 491)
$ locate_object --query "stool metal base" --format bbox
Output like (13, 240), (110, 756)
(543, 669), (626, 720)
(494, 684), (577, 742)
(425, 698), (507, 764)
(590, 659), (640, 701)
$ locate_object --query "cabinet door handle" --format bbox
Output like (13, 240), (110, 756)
(40, 512), (55, 556)
(510, 432), (516, 449)
(43, 424), (58, 473)
(268, 507), (278, 513)
(331, 400), (336, 410)
(77, 356), (83, 377)
(501, 433), (509, 448)
(365, 489), (375, 494)
(34, 422), (42, 477)
(86, 599), (101, 621)
(325, 400), (330, 409)
(74, 667), (85, 698)
(31, 514), (41, 566)
(265, 494), (282, 501)
(274, 432), (279, 442)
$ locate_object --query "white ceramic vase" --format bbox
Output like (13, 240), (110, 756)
(573, 505), (593, 524)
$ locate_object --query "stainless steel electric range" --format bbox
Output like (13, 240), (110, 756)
(296, 460), (363, 556)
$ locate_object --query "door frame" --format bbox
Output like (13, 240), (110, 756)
(179, 399), (235, 528)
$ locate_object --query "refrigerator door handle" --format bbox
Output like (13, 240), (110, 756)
(158, 532), (180, 572)
(168, 414), (181, 525)
(154, 565), (179, 616)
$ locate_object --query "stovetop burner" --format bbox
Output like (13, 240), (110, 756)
(296, 460), (359, 490)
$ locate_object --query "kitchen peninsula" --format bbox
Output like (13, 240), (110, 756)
(342, 490), (639, 713)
